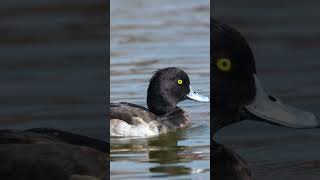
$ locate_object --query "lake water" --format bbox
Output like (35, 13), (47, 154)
(110, 0), (210, 179)
(214, 1), (320, 179)
(4, 1), (317, 180)
(0, 1), (107, 140)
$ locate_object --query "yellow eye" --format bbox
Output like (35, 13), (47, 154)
(177, 79), (183, 85)
(216, 58), (232, 72)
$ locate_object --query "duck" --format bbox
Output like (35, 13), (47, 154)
(110, 67), (209, 137)
(0, 128), (108, 180)
(211, 18), (320, 180)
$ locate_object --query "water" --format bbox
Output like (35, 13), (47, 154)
(110, 0), (210, 179)
(0, 1), (107, 140)
(214, 1), (320, 179)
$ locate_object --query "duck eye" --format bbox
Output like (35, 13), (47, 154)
(177, 79), (183, 85)
(216, 58), (232, 72)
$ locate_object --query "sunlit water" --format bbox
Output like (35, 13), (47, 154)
(111, 0), (210, 179)
(214, 1), (320, 179)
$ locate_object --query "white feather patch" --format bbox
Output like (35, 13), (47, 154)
(110, 117), (159, 137)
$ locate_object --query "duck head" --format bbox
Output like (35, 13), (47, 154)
(147, 67), (209, 115)
(211, 19), (319, 133)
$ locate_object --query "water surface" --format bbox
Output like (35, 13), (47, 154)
(111, 0), (210, 179)
(0, 1), (107, 140)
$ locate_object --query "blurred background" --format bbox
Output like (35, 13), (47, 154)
(0, 0), (107, 140)
(214, 1), (320, 179)
(111, 0), (210, 179)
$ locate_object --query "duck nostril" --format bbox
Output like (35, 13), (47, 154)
(268, 95), (277, 102)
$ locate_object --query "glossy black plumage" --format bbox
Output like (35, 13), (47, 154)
(110, 67), (208, 136)
(213, 141), (253, 180)
(110, 102), (157, 124)
(211, 18), (259, 132)
(212, 17), (319, 180)
(147, 67), (191, 116)
(211, 18), (257, 180)
(0, 128), (108, 180)
(111, 102), (190, 131)
(211, 19), (257, 131)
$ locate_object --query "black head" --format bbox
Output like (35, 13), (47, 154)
(211, 18), (320, 133)
(147, 67), (190, 115)
(211, 19), (257, 130)
(147, 67), (209, 115)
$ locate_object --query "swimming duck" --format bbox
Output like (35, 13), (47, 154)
(110, 67), (209, 137)
(0, 128), (108, 180)
(211, 18), (319, 180)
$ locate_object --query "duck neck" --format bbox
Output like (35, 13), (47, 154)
(147, 86), (177, 116)
(212, 105), (243, 135)
(212, 120), (224, 136)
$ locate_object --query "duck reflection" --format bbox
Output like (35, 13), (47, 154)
(111, 128), (209, 177)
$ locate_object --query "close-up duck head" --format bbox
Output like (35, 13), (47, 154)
(147, 67), (209, 116)
(211, 18), (319, 133)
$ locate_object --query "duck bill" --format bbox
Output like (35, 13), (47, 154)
(186, 85), (209, 102)
(245, 75), (319, 128)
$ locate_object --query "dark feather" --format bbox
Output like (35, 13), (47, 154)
(213, 141), (254, 180)
(158, 107), (191, 132)
(25, 128), (108, 152)
(0, 129), (108, 180)
(110, 102), (158, 124)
